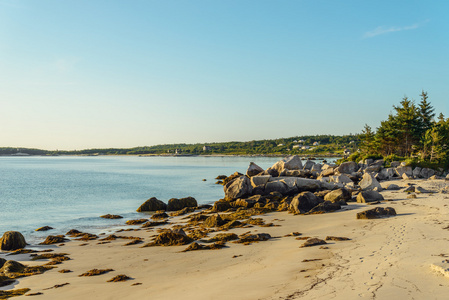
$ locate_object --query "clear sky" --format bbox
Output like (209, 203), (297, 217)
(1, 0), (448, 150)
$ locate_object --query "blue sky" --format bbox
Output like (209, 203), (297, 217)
(1, 0), (448, 150)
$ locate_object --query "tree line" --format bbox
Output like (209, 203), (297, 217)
(356, 91), (449, 168)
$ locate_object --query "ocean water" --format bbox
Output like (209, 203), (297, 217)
(0, 155), (336, 244)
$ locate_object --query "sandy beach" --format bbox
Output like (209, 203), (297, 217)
(2, 178), (449, 299)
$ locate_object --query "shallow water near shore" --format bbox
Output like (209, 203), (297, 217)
(0, 155), (336, 245)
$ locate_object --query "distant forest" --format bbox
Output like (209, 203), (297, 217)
(0, 134), (359, 157)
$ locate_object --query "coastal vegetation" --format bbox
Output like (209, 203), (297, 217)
(0, 134), (358, 157)
(347, 91), (449, 169)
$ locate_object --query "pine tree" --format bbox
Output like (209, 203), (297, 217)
(393, 96), (420, 156)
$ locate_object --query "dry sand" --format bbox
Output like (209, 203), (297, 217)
(3, 179), (449, 299)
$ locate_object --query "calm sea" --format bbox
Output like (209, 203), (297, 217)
(0, 155), (336, 244)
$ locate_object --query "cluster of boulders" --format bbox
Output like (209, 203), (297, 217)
(219, 155), (447, 215)
(137, 196), (198, 212)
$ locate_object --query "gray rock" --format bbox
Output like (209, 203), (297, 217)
(359, 173), (383, 191)
(365, 165), (382, 173)
(416, 186), (432, 193)
(377, 168), (395, 180)
(404, 185), (415, 193)
(311, 163), (322, 173)
(320, 168), (335, 177)
(390, 161), (401, 168)
(289, 192), (324, 214)
(269, 155), (303, 175)
(385, 184), (401, 190)
(250, 175), (271, 188)
(303, 160), (315, 170)
(356, 191), (384, 203)
(420, 168), (435, 179)
(396, 166), (413, 177)
(330, 174), (353, 184)
(336, 161), (358, 174)
(294, 178), (322, 192)
(265, 180), (289, 195)
(224, 176), (253, 200)
(413, 167), (422, 178)
(246, 162), (264, 177)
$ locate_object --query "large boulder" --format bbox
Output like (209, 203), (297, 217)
(377, 168), (395, 180)
(311, 163), (322, 173)
(167, 197), (197, 211)
(308, 201), (341, 213)
(137, 197), (167, 212)
(224, 176), (253, 200)
(420, 168), (435, 179)
(250, 175), (271, 188)
(246, 162), (264, 177)
(356, 207), (396, 219)
(320, 167), (335, 177)
(324, 188), (352, 203)
(268, 156), (303, 175)
(336, 161), (358, 174)
(0, 260), (25, 275)
(303, 160), (315, 170)
(264, 180), (289, 195)
(0, 231), (26, 251)
(329, 174), (352, 184)
(295, 178), (322, 192)
(412, 167), (422, 178)
(289, 192), (324, 214)
(359, 173), (382, 191)
(356, 190), (384, 203)
(395, 166), (413, 177)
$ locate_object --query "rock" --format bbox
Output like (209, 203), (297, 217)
(390, 161), (401, 168)
(402, 173), (411, 180)
(404, 186), (415, 193)
(303, 160), (315, 170)
(234, 233), (271, 244)
(0, 260), (25, 274)
(320, 168), (335, 177)
(323, 188), (351, 203)
(429, 175), (439, 180)
(169, 207), (196, 216)
(224, 176), (253, 200)
(295, 178), (322, 192)
(0, 258), (5, 269)
(325, 236), (350, 241)
(359, 173), (382, 191)
(311, 163), (322, 173)
(268, 156), (303, 175)
(407, 194), (417, 199)
(289, 192), (324, 214)
(136, 197), (167, 212)
(300, 238), (327, 248)
(39, 235), (68, 245)
(264, 180), (289, 195)
(148, 230), (193, 246)
(212, 201), (232, 212)
(356, 191), (384, 203)
(329, 174), (352, 184)
(308, 201), (341, 213)
(420, 168), (435, 179)
(395, 166), (413, 177)
(151, 212), (169, 219)
(385, 184), (401, 190)
(416, 186), (432, 194)
(356, 207), (397, 219)
(377, 168), (395, 180)
(216, 175), (227, 180)
(204, 214), (227, 228)
(246, 162), (264, 177)
(222, 172), (243, 185)
(100, 214), (123, 219)
(167, 197), (197, 211)
(336, 161), (358, 174)
(0, 231), (26, 251)
(250, 175), (271, 188)
(412, 167), (422, 178)
(234, 198), (257, 208)
(35, 226), (54, 232)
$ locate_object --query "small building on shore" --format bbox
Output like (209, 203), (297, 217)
(203, 146), (211, 151)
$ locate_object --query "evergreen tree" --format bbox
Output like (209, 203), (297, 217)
(359, 124), (375, 154)
(393, 96), (420, 156)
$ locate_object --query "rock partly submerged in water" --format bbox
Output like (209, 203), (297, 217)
(0, 231), (27, 251)
(39, 235), (68, 245)
(137, 197), (167, 212)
